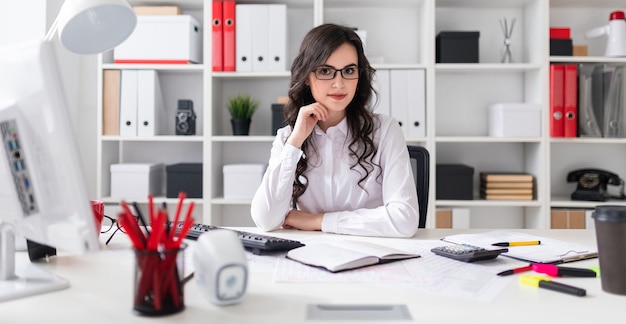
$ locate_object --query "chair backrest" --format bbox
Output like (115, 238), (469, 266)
(407, 145), (430, 228)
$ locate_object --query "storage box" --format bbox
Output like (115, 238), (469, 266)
(271, 103), (286, 135)
(114, 15), (202, 64)
(436, 164), (474, 200)
(110, 163), (164, 200)
(223, 164), (266, 199)
(436, 31), (480, 63)
(166, 163), (202, 198)
(550, 38), (573, 56)
(489, 103), (541, 137)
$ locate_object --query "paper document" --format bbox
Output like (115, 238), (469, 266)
(442, 231), (597, 264)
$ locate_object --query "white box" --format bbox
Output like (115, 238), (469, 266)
(489, 103), (541, 137)
(114, 15), (202, 64)
(110, 163), (164, 200)
(223, 164), (266, 199)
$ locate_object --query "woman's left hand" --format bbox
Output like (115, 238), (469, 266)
(283, 209), (323, 231)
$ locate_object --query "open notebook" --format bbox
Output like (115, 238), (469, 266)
(442, 231), (597, 264)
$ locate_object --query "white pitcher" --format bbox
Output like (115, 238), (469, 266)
(586, 10), (626, 57)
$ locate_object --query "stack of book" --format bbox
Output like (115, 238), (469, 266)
(480, 173), (534, 200)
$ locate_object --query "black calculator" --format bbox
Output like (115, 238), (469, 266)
(431, 244), (508, 262)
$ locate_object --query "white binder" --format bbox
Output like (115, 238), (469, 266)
(407, 69), (426, 138)
(390, 69), (410, 137)
(390, 69), (426, 139)
(119, 70), (138, 137)
(371, 69), (390, 116)
(268, 4), (287, 72)
(137, 70), (165, 136)
(251, 4), (270, 72)
(235, 4), (253, 72)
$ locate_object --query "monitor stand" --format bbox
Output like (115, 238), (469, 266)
(0, 223), (69, 302)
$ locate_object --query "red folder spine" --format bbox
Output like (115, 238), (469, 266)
(550, 64), (565, 137)
(563, 64), (578, 137)
(223, 0), (236, 71)
(212, 0), (223, 71)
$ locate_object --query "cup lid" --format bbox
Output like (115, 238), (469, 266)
(593, 205), (626, 222)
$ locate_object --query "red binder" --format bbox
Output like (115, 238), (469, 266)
(563, 64), (578, 137)
(549, 64), (565, 137)
(212, 0), (223, 71)
(223, 0), (236, 71)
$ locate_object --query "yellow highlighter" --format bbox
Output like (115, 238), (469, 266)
(519, 275), (586, 297)
(492, 240), (540, 247)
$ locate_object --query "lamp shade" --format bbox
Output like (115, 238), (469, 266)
(56, 0), (137, 54)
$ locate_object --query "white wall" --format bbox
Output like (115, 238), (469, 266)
(0, 0), (98, 199)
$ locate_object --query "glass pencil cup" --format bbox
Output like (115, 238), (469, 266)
(133, 244), (187, 316)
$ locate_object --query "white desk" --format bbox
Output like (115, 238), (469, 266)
(0, 228), (623, 323)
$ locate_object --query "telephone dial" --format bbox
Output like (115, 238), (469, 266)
(567, 168), (625, 201)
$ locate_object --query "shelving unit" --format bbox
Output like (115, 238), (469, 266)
(95, 0), (626, 228)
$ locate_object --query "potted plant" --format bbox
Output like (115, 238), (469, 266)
(227, 94), (259, 135)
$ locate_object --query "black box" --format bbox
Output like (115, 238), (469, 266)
(166, 163), (203, 198)
(271, 103), (287, 135)
(436, 31), (480, 63)
(549, 38), (573, 56)
(436, 164), (474, 200)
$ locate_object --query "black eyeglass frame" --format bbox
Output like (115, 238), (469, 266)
(312, 64), (360, 80)
(101, 214), (145, 245)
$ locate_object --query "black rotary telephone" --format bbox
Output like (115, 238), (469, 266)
(567, 168), (626, 201)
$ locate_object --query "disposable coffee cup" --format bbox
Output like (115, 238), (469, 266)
(592, 205), (626, 295)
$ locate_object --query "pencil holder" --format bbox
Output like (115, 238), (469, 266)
(133, 244), (187, 316)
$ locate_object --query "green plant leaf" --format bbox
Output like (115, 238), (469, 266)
(227, 94), (259, 119)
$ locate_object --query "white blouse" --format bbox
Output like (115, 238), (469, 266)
(250, 114), (419, 238)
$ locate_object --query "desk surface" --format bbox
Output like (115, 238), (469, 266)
(1, 228), (623, 323)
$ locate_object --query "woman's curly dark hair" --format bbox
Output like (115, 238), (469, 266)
(284, 23), (380, 206)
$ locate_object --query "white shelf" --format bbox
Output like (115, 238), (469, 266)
(95, 0), (620, 229)
(436, 136), (542, 143)
(100, 135), (204, 142)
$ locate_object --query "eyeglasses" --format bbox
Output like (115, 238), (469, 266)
(101, 214), (145, 245)
(312, 65), (360, 80)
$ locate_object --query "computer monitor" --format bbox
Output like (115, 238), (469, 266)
(0, 40), (100, 302)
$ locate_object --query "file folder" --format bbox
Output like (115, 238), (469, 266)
(119, 70), (138, 137)
(223, 0), (236, 71)
(251, 5), (270, 72)
(578, 64), (603, 137)
(563, 64), (577, 137)
(235, 4), (253, 72)
(137, 70), (166, 136)
(549, 64), (564, 137)
(212, 0), (223, 71)
(102, 69), (121, 136)
(268, 4), (287, 72)
(603, 65), (624, 137)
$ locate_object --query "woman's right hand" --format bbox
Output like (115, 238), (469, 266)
(287, 102), (328, 148)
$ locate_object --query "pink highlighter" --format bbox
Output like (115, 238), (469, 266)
(531, 264), (597, 277)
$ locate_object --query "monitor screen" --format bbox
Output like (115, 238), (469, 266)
(0, 40), (99, 302)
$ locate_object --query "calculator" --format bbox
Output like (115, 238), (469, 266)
(431, 244), (508, 262)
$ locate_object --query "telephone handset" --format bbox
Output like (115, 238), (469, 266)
(567, 168), (625, 201)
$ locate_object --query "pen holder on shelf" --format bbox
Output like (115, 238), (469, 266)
(133, 244), (187, 316)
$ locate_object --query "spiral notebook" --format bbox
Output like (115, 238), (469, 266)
(441, 231), (597, 264)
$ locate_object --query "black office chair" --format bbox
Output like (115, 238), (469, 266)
(408, 145), (430, 228)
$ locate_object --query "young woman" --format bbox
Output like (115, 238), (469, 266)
(250, 24), (419, 238)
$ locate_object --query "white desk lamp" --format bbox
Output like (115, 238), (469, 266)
(45, 0), (137, 54)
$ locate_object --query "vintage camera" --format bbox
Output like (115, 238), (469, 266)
(176, 99), (196, 135)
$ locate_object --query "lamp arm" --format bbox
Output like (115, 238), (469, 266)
(44, 9), (61, 42)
